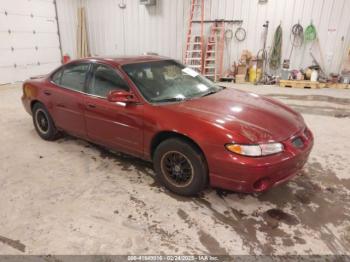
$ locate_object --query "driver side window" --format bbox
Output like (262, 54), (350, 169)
(87, 64), (129, 97)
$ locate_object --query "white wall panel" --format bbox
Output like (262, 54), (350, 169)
(0, 0), (62, 84)
(55, 0), (81, 59)
(56, 0), (350, 75)
(81, 0), (187, 59)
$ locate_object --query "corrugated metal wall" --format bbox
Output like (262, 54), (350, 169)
(81, 0), (186, 61)
(56, 0), (350, 74)
(55, 0), (82, 59)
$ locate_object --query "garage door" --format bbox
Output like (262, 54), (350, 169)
(0, 0), (62, 84)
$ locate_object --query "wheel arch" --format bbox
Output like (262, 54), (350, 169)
(150, 131), (207, 163)
(150, 130), (210, 191)
(30, 100), (42, 112)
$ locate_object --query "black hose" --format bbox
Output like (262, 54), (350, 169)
(291, 23), (304, 47)
(235, 27), (246, 42)
(289, 23), (304, 60)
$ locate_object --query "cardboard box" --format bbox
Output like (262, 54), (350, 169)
(235, 74), (247, 84)
(237, 65), (247, 75)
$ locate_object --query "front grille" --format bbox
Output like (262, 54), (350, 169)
(292, 137), (304, 148)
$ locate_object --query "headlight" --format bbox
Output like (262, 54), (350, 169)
(226, 143), (284, 157)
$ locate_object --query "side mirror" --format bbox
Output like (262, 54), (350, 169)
(107, 90), (138, 103)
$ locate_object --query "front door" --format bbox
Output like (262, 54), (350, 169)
(49, 62), (90, 138)
(83, 63), (144, 157)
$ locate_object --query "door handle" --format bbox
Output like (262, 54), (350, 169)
(43, 90), (51, 96)
(57, 103), (66, 108)
(87, 104), (96, 109)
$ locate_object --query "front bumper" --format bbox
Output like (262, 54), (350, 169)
(208, 128), (314, 193)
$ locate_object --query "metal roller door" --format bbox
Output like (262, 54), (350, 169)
(0, 0), (62, 84)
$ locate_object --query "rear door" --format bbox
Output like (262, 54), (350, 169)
(83, 63), (144, 157)
(49, 63), (90, 138)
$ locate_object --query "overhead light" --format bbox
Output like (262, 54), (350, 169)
(118, 1), (126, 9)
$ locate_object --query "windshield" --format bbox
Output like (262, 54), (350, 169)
(122, 60), (223, 103)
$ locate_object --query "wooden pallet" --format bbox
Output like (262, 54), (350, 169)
(325, 83), (349, 89)
(280, 80), (349, 89)
(279, 80), (320, 89)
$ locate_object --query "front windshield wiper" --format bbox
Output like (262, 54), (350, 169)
(200, 86), (225, 97)
(201, 90), (219, 97)
(153, 97), (188, 103)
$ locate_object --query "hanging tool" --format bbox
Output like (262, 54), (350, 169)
(305, 22), (317, 42)
(224, 29), (233, 40)
(193, 19), (243, 23)
(184, 0), (205, 73)
(337, 36), (346, 75)
(269, 24), (283, 70)
(299, 22), (318, 73)
(235, 26), (247, 42)
(290, 23), (304, 47)
(194, 19), (245, 42)
(221, 20), (247, 42)
(256, 21), (269, 83)
(224, 29), (234, 77)
(289, 23), (304, 60)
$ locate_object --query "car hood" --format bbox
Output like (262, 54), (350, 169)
(165, 88), (305, 143)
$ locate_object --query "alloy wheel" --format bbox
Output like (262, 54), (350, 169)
(160, 151), (194, 187)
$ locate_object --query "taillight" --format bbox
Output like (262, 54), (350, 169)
(23, 85), (31, 97)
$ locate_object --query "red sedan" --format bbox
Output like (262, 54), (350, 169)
(22, 56), (313, 196)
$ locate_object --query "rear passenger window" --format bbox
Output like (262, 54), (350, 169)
(52, 69), (63, 84)
(53, 63), (90, 92)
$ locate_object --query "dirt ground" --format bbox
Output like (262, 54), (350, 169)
(0, 83), (349, 255)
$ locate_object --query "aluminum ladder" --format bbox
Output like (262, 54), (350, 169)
(184, 0), (205, 73)
(203, 20), (225, 81)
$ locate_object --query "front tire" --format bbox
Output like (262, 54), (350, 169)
(153, 138), (208, 196)
(32, 103), (59, 141)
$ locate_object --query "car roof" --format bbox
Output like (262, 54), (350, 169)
(74, 55), (171, 66)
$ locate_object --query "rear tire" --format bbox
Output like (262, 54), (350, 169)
(32, 103), (59, 141)
(153, 138), (208, 196)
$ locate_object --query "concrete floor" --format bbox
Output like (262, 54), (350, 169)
(0, 83), (349, 255)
